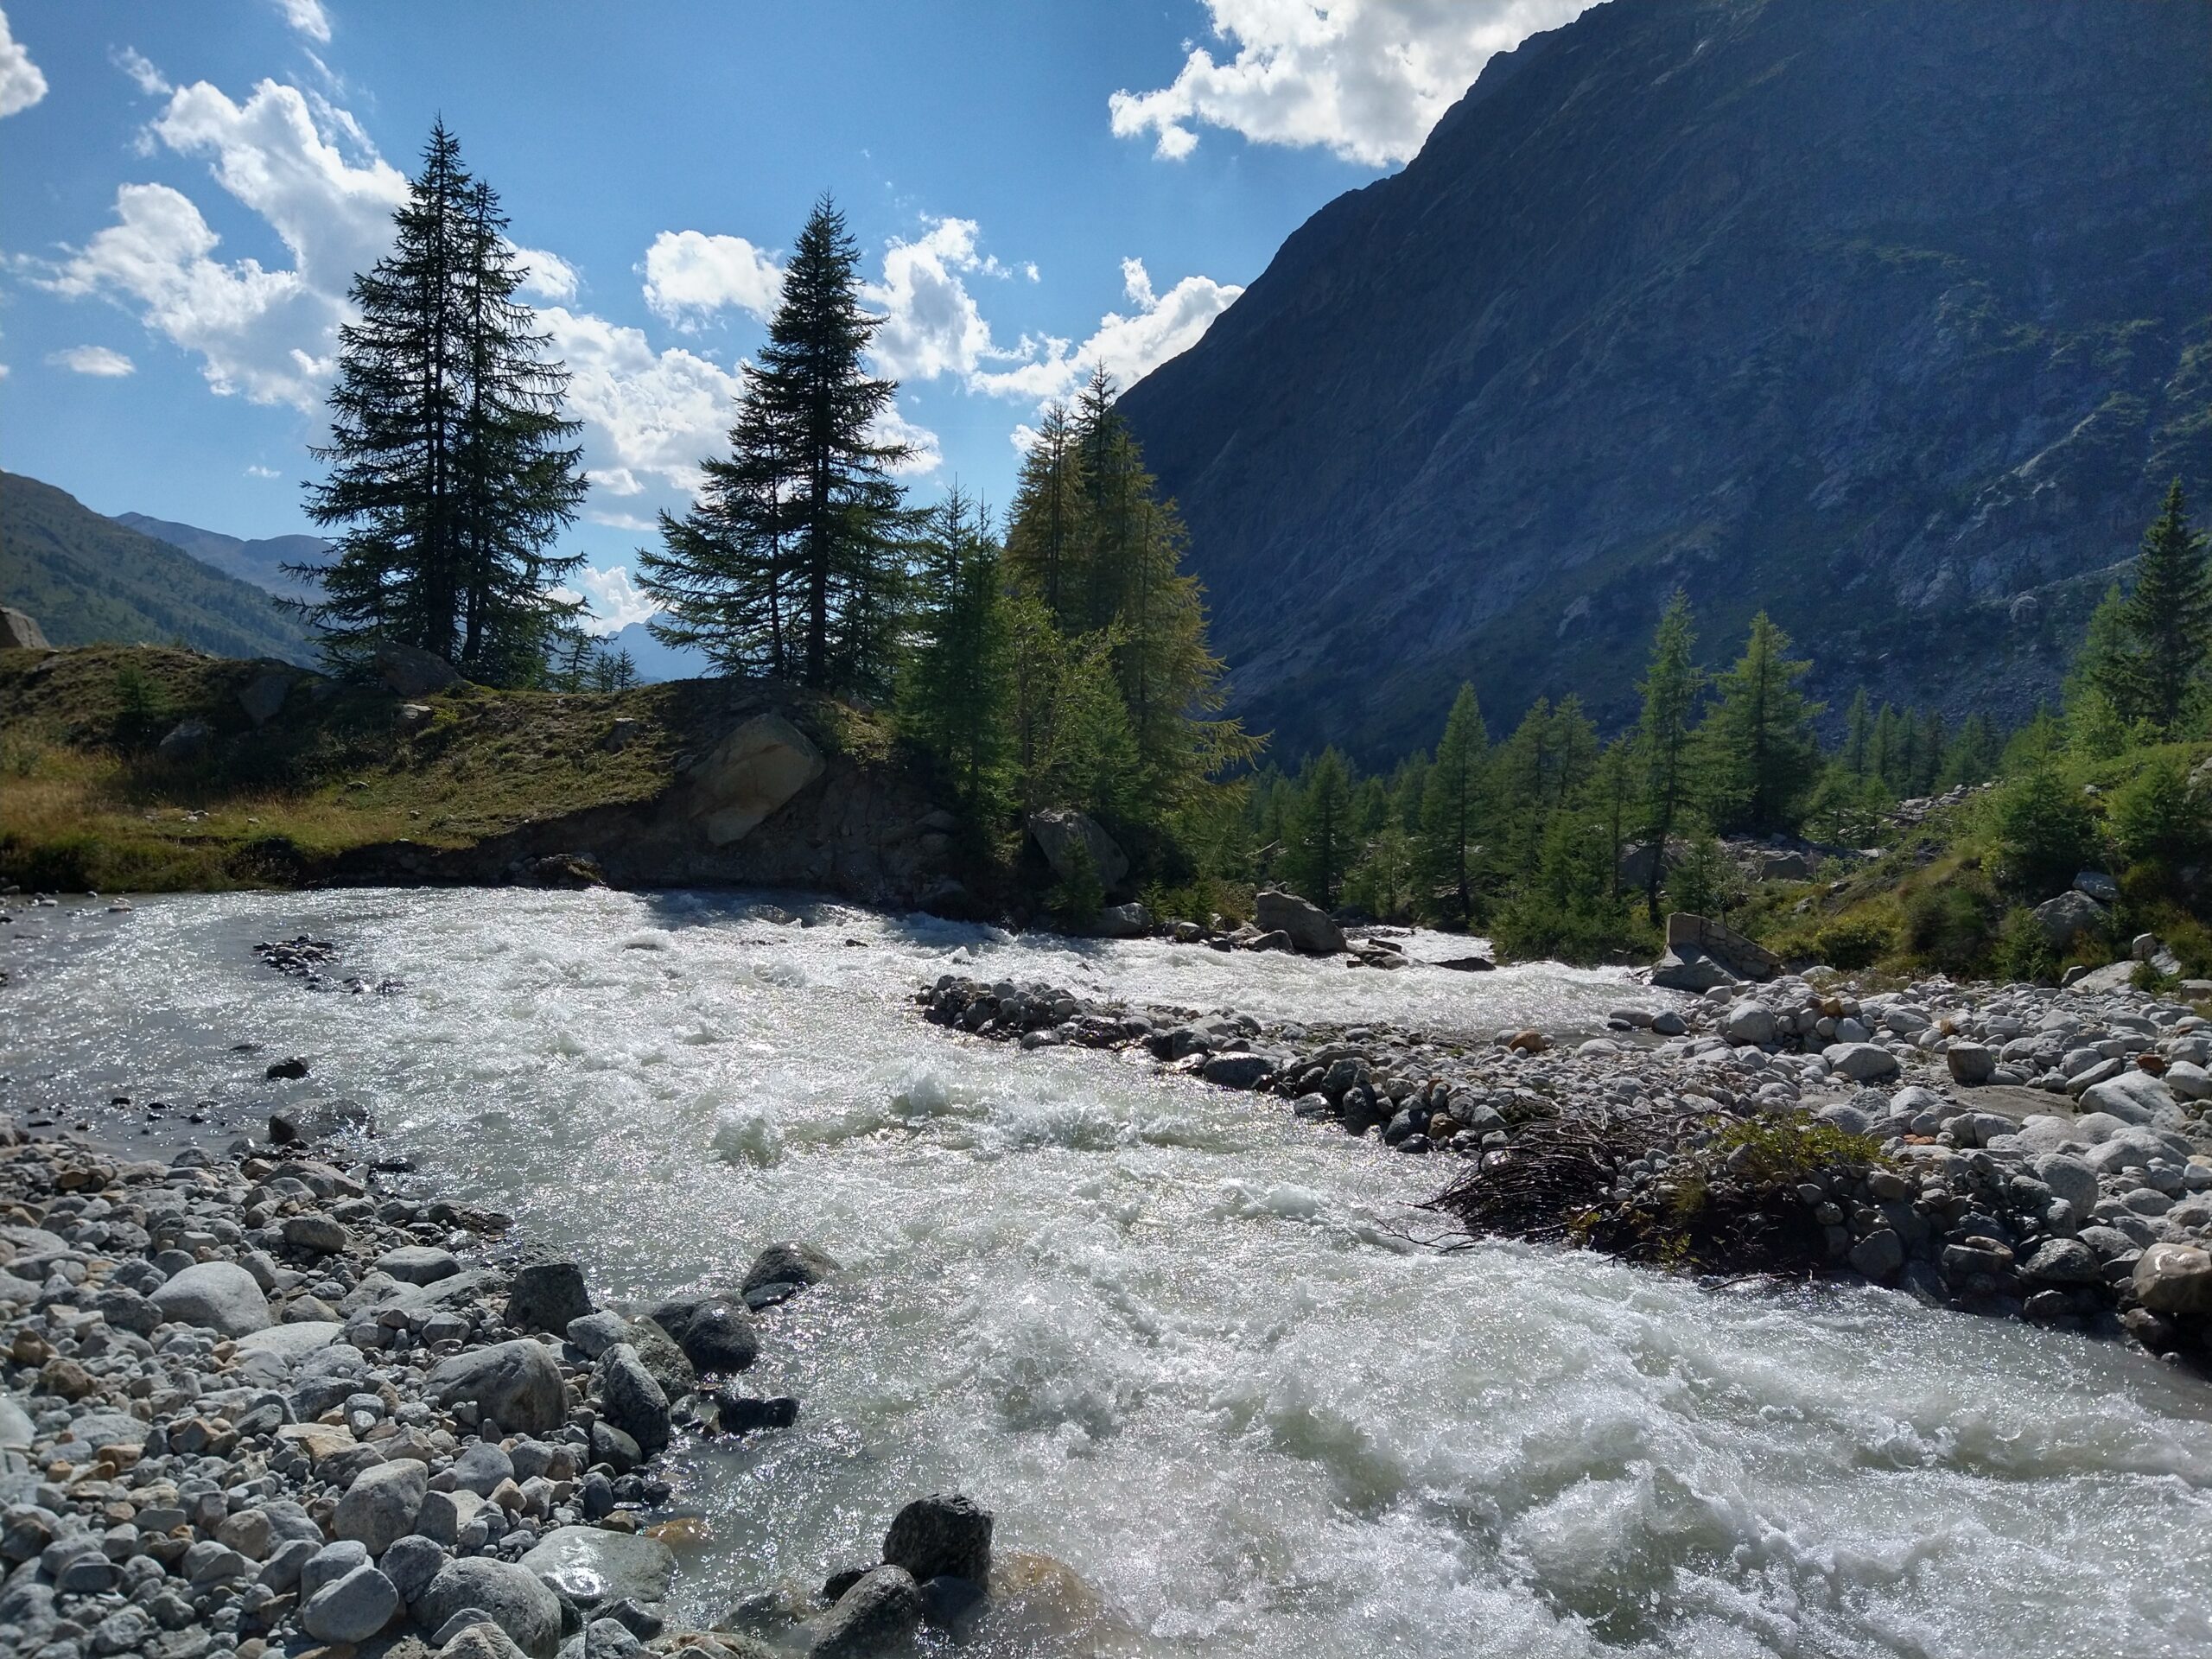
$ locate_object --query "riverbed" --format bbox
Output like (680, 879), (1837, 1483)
(4, 889), (2210, 1658)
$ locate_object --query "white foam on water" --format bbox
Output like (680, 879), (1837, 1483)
(4, 887), (2210, 1657)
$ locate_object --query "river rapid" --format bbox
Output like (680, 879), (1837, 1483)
(4, 889), (2211, 1658)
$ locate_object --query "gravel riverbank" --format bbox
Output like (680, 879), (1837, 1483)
(918, 964), (2212, 1364)
(0, 1122), (1013, 1659)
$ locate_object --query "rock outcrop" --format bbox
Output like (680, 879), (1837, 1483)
(1651, 913), (1780, 991)
(691, 714), (826, 845)
(0, 606), (50, 650)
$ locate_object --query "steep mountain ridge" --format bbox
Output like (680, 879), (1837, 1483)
(1119, 0), (2212, 761)
(112, 512), (328, 602)
(0, 472), (315, 664)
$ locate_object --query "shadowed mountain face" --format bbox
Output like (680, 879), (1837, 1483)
(1117, 0), (2212, 761)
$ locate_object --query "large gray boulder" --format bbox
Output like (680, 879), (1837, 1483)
(690, 714), (825, 845)
(335, 1458), (428, 1555)
(1253, 889), (1344, 956)
(594, 1344), (671, 1456)
(1823, 1042), (1902, 1084)
(374, 642), (461, 696)
(743, 1242), (841, 1297)
(518, 1526), (675, 1610)
(156, 718), (213, 763)
(2080, 1069), (2183, 1128)
(150, 1262), (271, 1336)
(423, 1339), (566, 1436)
(621, 1316), (696, 1402)
(1026, 808), (1130, 893)
(301, 1562), (401, 1643)
(412, 1558), (563, 1659)
(2031, 889), (2107, 947)
(647, 1298), (759, 1375)
(1657, 913), (1779, 984)
(0, 607), (50, 650)
(505, 1262), (592, 1333)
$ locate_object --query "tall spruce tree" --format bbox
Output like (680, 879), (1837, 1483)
(1418, 684), (1489, 925)
(1004, 404), (1086, 628)
(302, 124), (585, 683)
(1841, 688), (1872, 776)
(2086, 480), (2212, 730)
(1698, 612), (1822, 834)
(898, 487), (1014, 817)
(642, 196), (916, 695)
(1635, 591), (1703, 924)
(1284, 747), (1355, 908)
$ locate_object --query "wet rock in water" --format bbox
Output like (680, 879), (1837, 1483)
(1436, 955), (1496, 972)
(882, 1492), (994, 1584)
(623, 1313), (698, 1399)
(505, 1260), (594, 1332)
(715, 1392), (800, 1433)
(743, 1241), (841, 1297)
(415, 1557), (564, 1659)
(266, 1055), (311, 1079)
(1089, 901), (1154, 939)
(649, 1296), (760, 1374)
(2133, 1242), (2212, 1317)
(149, 1260), (272, 1335)
(518, 1525), (677, 1611)
(424, 1338), (568, 1436)
(810, 1565), (925, 1658)
(1253, 887), (1344, 955)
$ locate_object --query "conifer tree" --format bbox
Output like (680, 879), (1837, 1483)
(1418, 683), (1488, 924)
(1284, 747), (1355, 908)
(643, 196), (916, 696)
(1003, 404), (1086, 628)
(1635, 591), (1703, 923)
(898, 487), (1014, 817)
(1841, 689), (1872, 777)
(302, 123), (585, 683)
(2087, 480), (2212, 730)
(1697, 612), (1822, 834)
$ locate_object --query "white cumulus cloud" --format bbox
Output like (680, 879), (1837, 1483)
(974, 257), (1242, 409)
(513, 245), (578, 302)
(864, 217), (1005, 384)
(49, 345), (136, 377)
(275, 0), (332, 44)
(539, 306), (747, 498)
(114, 46), (170, 99)
(642, 230), (783, 327)
(572, 563), (660, 636)
(0, 7), (48, 118)
(1110, 0), (1592, 167)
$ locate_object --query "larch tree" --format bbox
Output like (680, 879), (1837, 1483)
(1418, 683), (1489, 925)
(1635, 590), (1703, 923)
(898, 486), (1014, 818)
(1284, 747), (1355, 908)
(2087, 480), (2212, 729)
(1698, 612), (1822, 834)
(302, 122), (586, 683)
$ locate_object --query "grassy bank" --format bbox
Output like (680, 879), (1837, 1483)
(0, 645), (887, 893)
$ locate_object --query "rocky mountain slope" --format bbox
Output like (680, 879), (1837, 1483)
(0, 473), (315, 664)
(113, 510), (328, 603)
(1118, 0), (2212, 760)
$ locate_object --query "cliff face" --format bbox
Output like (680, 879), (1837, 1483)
(1118, 0), (2212, 760)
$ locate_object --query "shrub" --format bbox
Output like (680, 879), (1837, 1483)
(1994, 906), (2059, 983)
(111, 664), (174, 749)
(1814, 913), (1894, 970)
(2112, 757), (2210, 869)
(1900, 881), (1998, 974)
(1991, 766), (2101, 896)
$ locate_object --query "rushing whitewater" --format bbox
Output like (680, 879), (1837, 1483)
(6, 890), (2212, 1657)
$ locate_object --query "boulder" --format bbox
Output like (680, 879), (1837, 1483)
(336, 1458), (428, 1555)
(2031, 890), (2107, 947)
(622, 1315), (696, 1401)
(1720, 1003), (1777, 1046)
(2031, 1154), (2100, 1213)
(1822, 1042), (1901, 1084)
(505, 1262), (592, 1334)
(156, 718), (213, 763)
(1199, 1053), (1276, 1090)
(412, 1557), (563, 1659)
(1089, 902), (1153, 939)
(449, 1440), (514, 1497)
(1662, 913), (1779, 982)
(302, 1561), (401, 1643)
(238, 668), (293, 728)
(373, 642), (461, 696)
(1650, 948), (1737, 993)
(809, 1566), (925, 1658)
(2023, 1238), (2101, 1284)
(2073, 869), (2120, 904)
(690, 714), (825, 845)
(150, 1262), (271, 1336)
(377, 1245), (461, 1286)
(647, 1299), (759, 1375)
(2132, 1242), (2212, 1318)
(423, 1340), (567, 1436)
(594, 1344), (671, 1456)
(518, 1527), (675, 1610)
(881, 1493), (993, 1583)
(1253, 889), (1345, 955)
(743, 1242), (841, 1297)
(1945, 1044), (1998, 1086)
(1757, 850), (1812, 882)
(0, 607), (50, 650)
(2079, 1070), (2182, 1128)
(1026, 808), (1131, 893)
(283, 1213), (350, 1255)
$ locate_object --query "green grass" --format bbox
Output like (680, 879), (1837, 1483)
(0, 644), (890, 893)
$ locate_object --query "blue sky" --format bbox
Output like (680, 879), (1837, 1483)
(0, 0), (1589, 634)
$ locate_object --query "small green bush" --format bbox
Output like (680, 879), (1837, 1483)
(1901, 882), (1998, 974)
(1994, 906), (2059, 983)
(1991, 766), (2101, 896)
(1814, 913), (1894, 970)
(2112, 757), (2210, 869)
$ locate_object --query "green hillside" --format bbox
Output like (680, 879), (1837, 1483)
(0, 470), (316, 664)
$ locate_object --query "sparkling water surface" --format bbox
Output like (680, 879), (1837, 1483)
(4, 890), (2209, 1657)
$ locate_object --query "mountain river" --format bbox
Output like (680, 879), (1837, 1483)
(3, 889), (2209, 1657)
